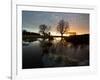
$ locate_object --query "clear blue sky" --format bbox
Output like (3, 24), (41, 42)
(22, 11), (89, 35)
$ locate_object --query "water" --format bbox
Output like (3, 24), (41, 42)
(22, 38), (89, 69)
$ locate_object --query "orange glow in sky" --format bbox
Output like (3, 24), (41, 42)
(50, 25), (89, 36)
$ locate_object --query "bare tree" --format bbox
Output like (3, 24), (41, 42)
(39, 24), (48, 36)
(57, 20), (69, 37)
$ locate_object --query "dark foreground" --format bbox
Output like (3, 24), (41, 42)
(22, 34), (89, 69)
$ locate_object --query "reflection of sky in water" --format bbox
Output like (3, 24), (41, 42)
(31, 41), (40, 46)
(23, 38), (89, 68)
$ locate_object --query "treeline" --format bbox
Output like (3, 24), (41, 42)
(22, 30), (40, 36)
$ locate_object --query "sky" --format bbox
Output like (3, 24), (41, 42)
(22, 11), (89, 35)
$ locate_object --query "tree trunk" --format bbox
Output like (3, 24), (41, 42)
(61, 33), (63, 38)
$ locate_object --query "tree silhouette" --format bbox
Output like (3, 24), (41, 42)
(57, 20), (69, 37)
(39, 24), (48, 36)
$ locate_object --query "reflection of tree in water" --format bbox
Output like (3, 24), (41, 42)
(55, 38), (68, 52)
(39, 38), (53, 54)
(50, 38), (79, 66)
(39, 38), (74, 67)
(39, 37), (89, 67)
(39, 38), (55, 67)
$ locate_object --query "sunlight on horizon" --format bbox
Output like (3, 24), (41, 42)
(23, 24), (89, 36)
(50, 32), (72, 36)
